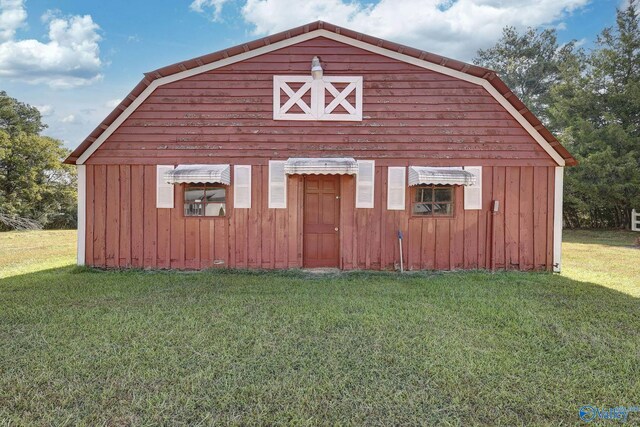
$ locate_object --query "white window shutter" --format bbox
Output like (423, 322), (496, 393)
(234, 165), (252, 209)
(464, 166), (482, 210)
(156, 165), (174, 209)
(356, 160), (375, 208)
(387, 167), (406, 211)
(268, 160), (287, 209)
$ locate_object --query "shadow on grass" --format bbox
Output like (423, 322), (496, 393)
(1, 263), (637, 301)
(563, 228), (638, 247)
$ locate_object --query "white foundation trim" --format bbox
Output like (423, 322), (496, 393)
(553, 167), (564, 272)
(75, 29), (565, 166)
(76, 165), (86, 266)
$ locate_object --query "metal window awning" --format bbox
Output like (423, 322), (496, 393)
(408, 166), (476, 186)
(164, 164), (231, 185)
(284, 157), (358, 175)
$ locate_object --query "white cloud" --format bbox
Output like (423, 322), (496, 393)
(190, 0), (230, 21)
(0, 2), (103, 88)
(105, 98), (122, 108)
(35, 104), (54, 116)
(61, 114), (76, 123)
(40, 8), (60, 23)
(239, 0), (591, 61)
(0, 0), (26, 41)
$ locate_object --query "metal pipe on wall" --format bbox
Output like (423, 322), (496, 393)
(490, 200), (499, 272)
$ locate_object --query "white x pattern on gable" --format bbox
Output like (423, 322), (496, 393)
(273, 75), (363, 121)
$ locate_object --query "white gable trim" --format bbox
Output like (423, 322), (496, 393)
(76, 29), (565, 166)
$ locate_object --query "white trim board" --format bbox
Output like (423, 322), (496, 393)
(553, 167), (564, 272)
(76, 165), (86, 266)
(76, 29), (565, 166)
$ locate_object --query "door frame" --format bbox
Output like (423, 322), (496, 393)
(301, 174), (341, 268)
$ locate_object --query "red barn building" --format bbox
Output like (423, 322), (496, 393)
(66, 21), (576, 272)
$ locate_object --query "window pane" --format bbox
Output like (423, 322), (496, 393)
(204, 187), (226, 217)
(433, 203), (453, 215)
(415, 187), (434, 203)
(434, 188), (452, 202)
(412, 202), (432, 216)
(185, 186), (205, 203)
(184, 202), (204, 216)
(205, 188), (225, 203)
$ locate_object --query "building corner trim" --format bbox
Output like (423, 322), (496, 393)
(553, 167), (564, 272)
(77, 165), (86, 266)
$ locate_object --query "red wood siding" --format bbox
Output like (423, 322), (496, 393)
(84, 164), (555, 271)
(82, 36), (558, 271)
(87, 37), (555, 167)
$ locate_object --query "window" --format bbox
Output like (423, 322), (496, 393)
(412, 186), (454, 217)
(184, 184), (226, 217)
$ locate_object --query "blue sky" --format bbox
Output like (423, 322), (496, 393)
(0, 0), (624, 149)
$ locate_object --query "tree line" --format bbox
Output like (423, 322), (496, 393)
(0, 92), (76, 230)
(474, 2), (640, 228)
(0, 3), (638, 230)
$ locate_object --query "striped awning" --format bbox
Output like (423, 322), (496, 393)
(164, 164), (231, 184)
(408, 166), (476, 186)
(284, 157), (358, 175)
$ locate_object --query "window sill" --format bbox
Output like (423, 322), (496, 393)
(409, 215), (456, 220)
(183, 216), (228, 219)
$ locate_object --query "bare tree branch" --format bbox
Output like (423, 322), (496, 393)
(0, 212), (42, 230)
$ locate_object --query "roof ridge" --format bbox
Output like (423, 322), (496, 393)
(65, 21), (575, 166)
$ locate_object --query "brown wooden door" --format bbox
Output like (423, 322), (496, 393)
(303, 175), (340, 268)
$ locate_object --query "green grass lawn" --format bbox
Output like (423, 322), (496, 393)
(0, 230), (639, 425)
(563, 230), (640, 298)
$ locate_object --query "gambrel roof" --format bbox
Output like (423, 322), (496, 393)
(65, 21), (576, 166)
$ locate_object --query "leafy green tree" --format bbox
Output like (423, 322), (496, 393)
(550, 2), (640, 228)
(0, 92), (76, 230)
(474, 26), (579, 123)
(477, 3), (639, 228)
(0, 91), (46, 137)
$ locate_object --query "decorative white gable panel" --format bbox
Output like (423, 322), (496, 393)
(273, 76), (314, 120)
(273, 75), (363, 121)
(317, 76), (363, 121)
